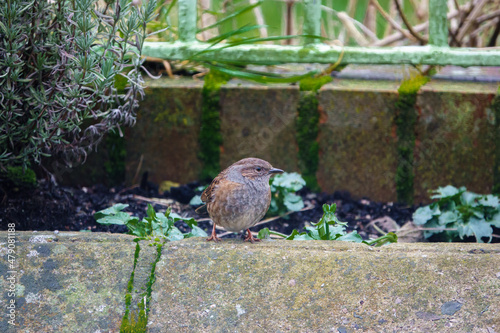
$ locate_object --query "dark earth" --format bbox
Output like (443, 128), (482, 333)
(1, 172), (413, 238)
(1, 174), (496, 242)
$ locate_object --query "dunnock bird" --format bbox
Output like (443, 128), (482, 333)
(196, 158), (283, 243)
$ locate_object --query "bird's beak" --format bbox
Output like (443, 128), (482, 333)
(268, 168), (284, 175)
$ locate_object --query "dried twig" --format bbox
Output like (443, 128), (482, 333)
(370, 0), (416, 42)
(476, 9), (500, 24)
(455, 0), (489, 44)
(394, 0), (428, 44)
(321, 5), (378, 42)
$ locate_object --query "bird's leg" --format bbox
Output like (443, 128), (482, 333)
(206, 223), (221, 242)
(243, 229), (261, 243)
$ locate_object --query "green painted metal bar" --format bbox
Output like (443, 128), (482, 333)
(143, 42), (500, 67)
(428, 0), (448, 46)
(303, 0), (322, 45)
(178, 0), (197, 42)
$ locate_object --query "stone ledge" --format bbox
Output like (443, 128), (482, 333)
(2, 232), (499, 332)
(149, 238), (500, 332)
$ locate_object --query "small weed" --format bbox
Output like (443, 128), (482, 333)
(95, 204), (207, 240)
(412, 185), (500, 242)
(259, 203), (398, 246)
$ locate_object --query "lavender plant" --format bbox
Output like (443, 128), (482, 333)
(0, 0), (159, 170)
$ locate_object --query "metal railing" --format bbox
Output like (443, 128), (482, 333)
(143, 0), (500, 67)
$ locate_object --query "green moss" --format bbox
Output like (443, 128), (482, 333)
(104, 130), (126, 186)
(395, 75), (429, 205)
(3, 166), (36, 188)
(296, 91), (320, 192)
(299, 76), (332, 92)
(120, 241), (164, 333)
(199, 70), (231, 180)
(493, 89), (500, 195)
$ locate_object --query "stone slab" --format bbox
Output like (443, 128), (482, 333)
(148, 238), (500, 333)
(125, 82), (204, 186)
(414, 82), (498, 203)
(219, 85), (300, 172)
(318, 80), (400, 202)
(0, 232), (140, 333)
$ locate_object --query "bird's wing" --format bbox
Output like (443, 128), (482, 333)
(200, 174), (222, 204)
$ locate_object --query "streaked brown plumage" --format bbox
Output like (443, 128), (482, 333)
(196, 158), (283, 243)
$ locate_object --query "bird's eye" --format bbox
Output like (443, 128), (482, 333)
(256, 167), (262, 172)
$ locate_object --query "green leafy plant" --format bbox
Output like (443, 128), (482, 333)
(0, 0), (159, 170)
(268, 172), (306, 216)
(95, 203), (207, 240)
(412, 185), (500, 242)
(259, 203), (398, 246)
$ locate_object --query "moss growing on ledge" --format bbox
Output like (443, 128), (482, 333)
(104, 130), (126, 186)
(493, 88), (500, 195)
(296, 91), (321, 192)
(395, 75), (429, 205)
(199, 70), (230, 181)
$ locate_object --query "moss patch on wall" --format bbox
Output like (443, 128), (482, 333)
(199, 71), (230, 181)
(395, 75), (429, 205)
(2, 165), (37, 189)
(295, 77), (332, 192)
(493, 88), (500, 195)
(296, 92), (320, 191)
(104, 130), (126, 186)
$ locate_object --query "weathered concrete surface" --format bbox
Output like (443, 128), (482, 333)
(57, 77), (498, 203)
(414, 81), (497, 203)
(220, 84), (300, 173)
(0, 232), (142, 333)
(2, 233), (500, 332)
(125, 80), (205, 185)
(318, 80), (400, 202)
(149, 238), (500, 333)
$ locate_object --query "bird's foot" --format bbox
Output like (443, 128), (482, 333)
(206, 224), (221, 242)
(243, 229), (261, 243)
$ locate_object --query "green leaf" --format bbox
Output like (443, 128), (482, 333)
(286, 229), (314, 240)
(438, 211), (458, 225)
(283, 192), (305, 211)
(458, 217), (493, 242)
(184, 226), (208, 238)
(431, 185), (461, 199)
(189, 195), (203, 206)
(336, 231), (363, 243)
(126, 218), (146, 237)
(479, 194), (499, 208)
(166, 227), (184, 241)
(461, 191), (480, 207)
(364, 232), (398, 246)
(94, 203), (129, 220)
(202, 62), (317, 84)
(96, 212), (133, 225)
(271, 172), (306, 192)
(413, 204), (440, 225)
(258, 228), (271, 239)
(198, 1), (263, 32)
(146, 204), (156, 218)
(490, 212), (500, 228)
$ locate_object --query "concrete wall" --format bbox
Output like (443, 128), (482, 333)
(63, 78), (498, 203)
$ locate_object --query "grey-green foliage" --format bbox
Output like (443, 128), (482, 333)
(259, 203), (398, 246)
(268, 172), (306, 216)
(0, 0), (159, 169)
(95, 203), (207, 240)
(413, 185), (500, 242)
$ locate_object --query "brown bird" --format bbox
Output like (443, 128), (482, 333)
(196, 158), (284, 243)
